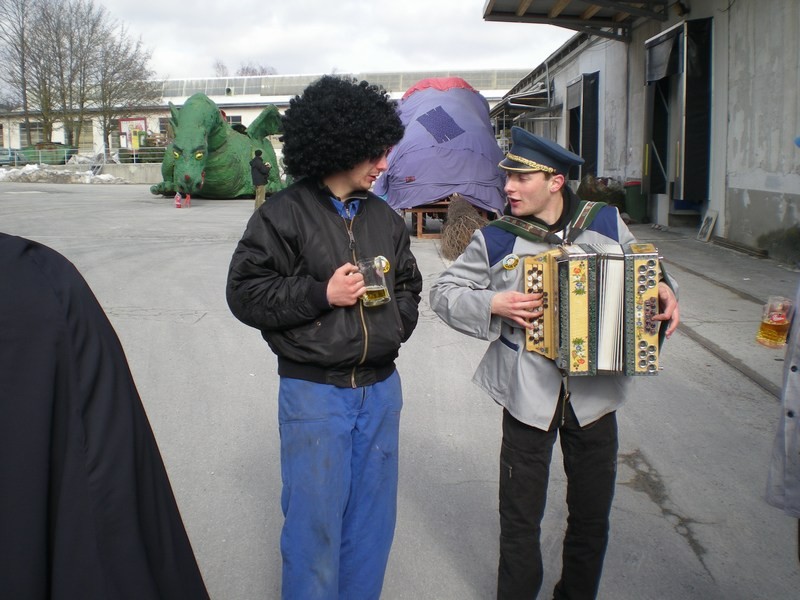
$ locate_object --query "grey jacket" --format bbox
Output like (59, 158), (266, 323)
(766, 285), (800, 517)
(430, 206), (676, 430)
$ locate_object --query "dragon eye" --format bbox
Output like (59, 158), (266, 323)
(195, 152), (204, 160)
(172, 151), (180, 159)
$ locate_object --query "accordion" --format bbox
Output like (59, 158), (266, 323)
(523, 243), (662, 376)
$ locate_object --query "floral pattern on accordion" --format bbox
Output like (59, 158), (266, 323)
(569, 260), (591, 373)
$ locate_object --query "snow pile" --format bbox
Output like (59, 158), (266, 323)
(0, 163), (128, 184)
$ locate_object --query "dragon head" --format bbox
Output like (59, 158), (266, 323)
(167, 98), (217, 196)
(169, 141), (207, 196)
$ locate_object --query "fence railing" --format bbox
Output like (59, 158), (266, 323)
(17, 147), (80, 165)
(0, 150), (27, 167)
(0, 145), (168, 168)
(117, 146), (166, 164)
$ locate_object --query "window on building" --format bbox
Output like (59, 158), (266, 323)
(107, 120), (121, 151)
(19, 121), (44, 145)
(0, 124), (4, 148)
(158, 117), (173, 145)
(226, 115), (246, 134)
(78, 121), (94, 153)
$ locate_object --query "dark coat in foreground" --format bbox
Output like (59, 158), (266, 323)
(0, 233), (209, 599)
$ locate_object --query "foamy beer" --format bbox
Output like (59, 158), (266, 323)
(756, 295), (794, 348)
(358, 256), (391, 307)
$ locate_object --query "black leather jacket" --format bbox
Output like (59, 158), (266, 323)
(226, 178), (422, 387)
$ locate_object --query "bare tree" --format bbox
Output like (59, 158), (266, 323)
(33, 0), (109, 148)
(235, 61), (276, 77)
(24, 0), (58, 143)
(212, 58), (229, 77)
(0, 88), (16, 110)
(0, 0), (34, 145)
(2, 0), (158, 155)
(92, 21), (160, 157)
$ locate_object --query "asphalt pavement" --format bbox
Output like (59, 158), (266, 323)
(2, 183), (799, 599)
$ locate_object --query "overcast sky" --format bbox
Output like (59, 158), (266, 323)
(99, 0), (575, 80)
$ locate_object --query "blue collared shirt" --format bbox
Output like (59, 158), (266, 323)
(329, 197), (360, 220)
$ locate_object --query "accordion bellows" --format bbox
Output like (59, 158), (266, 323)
(523, 243), (661, 376)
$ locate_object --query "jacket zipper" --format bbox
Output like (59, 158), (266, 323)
(343, 213), (369, 388)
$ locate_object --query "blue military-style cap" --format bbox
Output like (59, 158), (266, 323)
(499, 126), (584, 175)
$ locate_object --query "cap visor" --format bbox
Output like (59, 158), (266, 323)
(499, 157), (540, 172)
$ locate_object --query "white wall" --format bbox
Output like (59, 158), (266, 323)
(723, 0), (800, 247)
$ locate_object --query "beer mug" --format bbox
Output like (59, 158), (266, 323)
(357, 256), (391, 307)
(756, 296), (794, 348)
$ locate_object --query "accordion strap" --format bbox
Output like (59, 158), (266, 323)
(488, 215), (560, 244)
(489, 200), (608, 245)
(566, 201), (607, 243)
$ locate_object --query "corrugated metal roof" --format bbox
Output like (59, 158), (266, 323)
(156, 70), (532, 101)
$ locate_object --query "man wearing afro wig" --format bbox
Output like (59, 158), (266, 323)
(227, 75), (422, 599)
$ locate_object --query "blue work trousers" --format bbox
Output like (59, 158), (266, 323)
(278, 371), (402, 600)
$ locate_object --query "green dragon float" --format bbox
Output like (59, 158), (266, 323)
(150, 92), (284, 199)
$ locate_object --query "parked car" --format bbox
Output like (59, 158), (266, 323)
(0, 148), (27, 167)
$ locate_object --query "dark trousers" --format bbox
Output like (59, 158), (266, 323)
(497, 404), (618, 600)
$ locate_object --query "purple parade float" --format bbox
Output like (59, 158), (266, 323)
(374, 77), (506, 238)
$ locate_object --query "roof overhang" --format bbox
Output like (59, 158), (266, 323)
(491, 92), (564, 126)
(483, 0), (670, 42)
(492, 84), (549, 116)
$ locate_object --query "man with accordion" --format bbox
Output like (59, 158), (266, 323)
(430, 127), (680, 599)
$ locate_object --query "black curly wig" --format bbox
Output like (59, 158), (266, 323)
(280, 75), (404, 181)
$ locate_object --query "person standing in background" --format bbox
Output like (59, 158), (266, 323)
(766, 282), (800, 563)
(766, 138), (800, 562)
(250, 148), (271, 210)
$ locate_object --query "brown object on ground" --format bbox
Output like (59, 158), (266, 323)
(441, 195), (489, 260)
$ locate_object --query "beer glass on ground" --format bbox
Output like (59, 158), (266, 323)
(756, 296), (794, 348)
